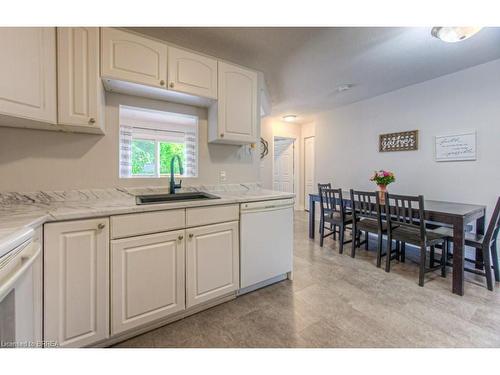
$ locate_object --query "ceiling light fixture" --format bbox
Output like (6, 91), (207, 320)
(335, 84), (354, 93)
(282, 115), (297, 122)
(431, 27), (483, 43)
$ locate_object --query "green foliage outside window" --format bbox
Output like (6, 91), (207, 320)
(131, 140), (155, 175)
(131, 139), (185, 176)
(159, 142), (185, 175)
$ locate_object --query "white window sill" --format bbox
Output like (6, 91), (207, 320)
(120, 175), (198, 179)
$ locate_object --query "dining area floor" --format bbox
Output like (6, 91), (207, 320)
(115, 212), (500, 348)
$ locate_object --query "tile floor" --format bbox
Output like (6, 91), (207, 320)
(115, 212), (500, 348)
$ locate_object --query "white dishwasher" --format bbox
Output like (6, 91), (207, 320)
(239, 198), (294, 294)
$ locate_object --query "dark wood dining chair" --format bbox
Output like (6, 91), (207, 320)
(318, 183), (336, 239)
(350, 189), (402, 266)
(318, 188), (353, 253)
(350, 190), (384, 259)
(384, 193), (448, 287)
(436, 196), (500, 291)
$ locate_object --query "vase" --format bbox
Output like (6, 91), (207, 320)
(378, 184), (387, 204)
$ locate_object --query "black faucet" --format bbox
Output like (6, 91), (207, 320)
(169, 155), (184, 194)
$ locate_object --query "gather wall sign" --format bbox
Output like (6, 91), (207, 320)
(379, 130), (419, 152)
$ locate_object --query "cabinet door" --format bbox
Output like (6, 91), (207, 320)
(0, 27), (57, 124)
(57, 27), (105, 133)
(44, 218), (109, 348)
(168, 46), (217, 99)
(101, 28), (168, 89)
(111, 230), (185, 334)
(212, 61), (257, 144)
(186, 221), (239, 308)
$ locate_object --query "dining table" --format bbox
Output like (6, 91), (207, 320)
(308, 193), (486, 296)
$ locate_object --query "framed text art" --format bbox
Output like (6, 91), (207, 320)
(435, 131), (477, 162)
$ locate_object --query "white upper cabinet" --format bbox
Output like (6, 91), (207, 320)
(0, 27), (57, 127)
(209, 61), (258, 145)
(57, 27), (105, 134)
(110, 230), (186, 335)
(186, 221), (239, 308)
(101, 28), (168, 89)
(168, 46), (217, 99)
(44, 218), (110, 348)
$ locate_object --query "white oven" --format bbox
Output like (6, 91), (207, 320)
(0, 229), (42, 348)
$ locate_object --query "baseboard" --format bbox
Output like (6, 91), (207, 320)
(237, 274), (288, 296)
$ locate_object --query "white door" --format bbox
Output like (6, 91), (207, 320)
(57, 27), (104, 132)
(273, 138), (295, 193)
(0, 27), (57, 125)
(44, 218), (109, 348)
(110, 230), (186, 335)
(212, 61), (257, 144)
(304, 136), (315, 211)
(101, 28), (168, 89)
(186, 221), (239, 308)
(168, 46), (217, 99)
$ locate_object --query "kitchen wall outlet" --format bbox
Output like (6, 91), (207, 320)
(219, 170), (227, 183)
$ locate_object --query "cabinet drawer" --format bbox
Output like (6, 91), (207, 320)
(186, 204), (239, 227)
(111, 209), (185, 239)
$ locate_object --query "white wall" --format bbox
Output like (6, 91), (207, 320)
(0, 93), (260, 192)
(315, 59), (500, 219)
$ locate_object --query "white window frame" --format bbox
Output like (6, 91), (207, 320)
(119, 105), (199, 179)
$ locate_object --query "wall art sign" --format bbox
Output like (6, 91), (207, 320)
(435, 131), (476, 162)
(379, 130), (418, 152)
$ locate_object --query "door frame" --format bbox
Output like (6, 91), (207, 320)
(303, 136), (315, 212)
(273, 136), (299, 210)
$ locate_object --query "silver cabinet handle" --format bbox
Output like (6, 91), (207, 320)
(97, 223), (106, 230)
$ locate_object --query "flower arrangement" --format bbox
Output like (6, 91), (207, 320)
(370, 170), (395, 187)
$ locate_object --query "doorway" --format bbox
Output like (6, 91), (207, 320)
(304, 136), (315, 211)
(273, 137), (295, 195)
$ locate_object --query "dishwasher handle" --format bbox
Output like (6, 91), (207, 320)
(241, 198), (295, 212)
(0, 243), (41, 301)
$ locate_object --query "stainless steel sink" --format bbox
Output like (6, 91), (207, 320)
(135, 192), (220, 205)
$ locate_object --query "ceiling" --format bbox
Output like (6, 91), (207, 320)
(130, 27), (500, 124)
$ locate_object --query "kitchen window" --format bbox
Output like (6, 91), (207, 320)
(119, 105), (198, 178)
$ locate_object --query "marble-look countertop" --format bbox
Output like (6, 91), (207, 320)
(0, 183), (294, 255)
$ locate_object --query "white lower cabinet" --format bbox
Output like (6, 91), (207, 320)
(111, 230), (186, 335)
(186, 221), (239, 308)
(43, 208), (241, 346)
(44, 218), (109, 348)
